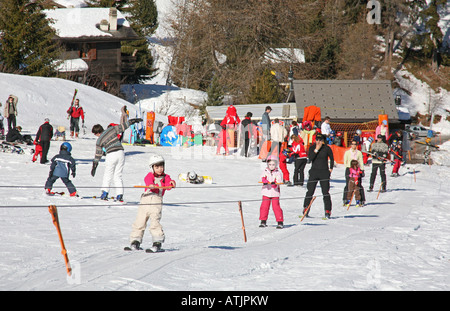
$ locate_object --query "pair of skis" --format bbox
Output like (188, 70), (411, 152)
(67, 89), (78, 120)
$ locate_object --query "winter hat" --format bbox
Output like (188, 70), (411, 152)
(44, 118), (50, 122)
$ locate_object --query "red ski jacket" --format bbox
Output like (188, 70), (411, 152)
(67, 106), (84, 120)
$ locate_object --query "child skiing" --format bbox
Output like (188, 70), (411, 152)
(128, 153), (176, 252)
(390, 139), (403, 177)
(44, 142), (77, 196)
(259, 155), (284, 229)
(345, 160), (363, 207)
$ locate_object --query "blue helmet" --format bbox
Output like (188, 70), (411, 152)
(61, 142), (72, 152)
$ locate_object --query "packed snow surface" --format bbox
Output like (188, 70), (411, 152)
(0, 73), (450, 291)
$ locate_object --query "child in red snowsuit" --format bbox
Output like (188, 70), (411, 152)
(32, 140), (43, 162)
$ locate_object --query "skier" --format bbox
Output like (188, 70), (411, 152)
(90, 117), (142, 202)
(345, 159), (363, 207)
(67, 99), (85, 138)
(128, 154), (176, 252)
(343, 139), (366, 206)
(390, 139), (403, 177)
(45, 142), (77, 197)
(291, 134), (308, 186)
(302, 133), (334, 219)
(259, 155), (284, 229)
(35, 118), (53, 164)
(368, 134), (389, 192)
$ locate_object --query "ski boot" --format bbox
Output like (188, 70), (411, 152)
(70, 191), (78, 197)
(259, 220), (267, 228)
(46, 188), (55, 196)
(344, 200), (350, 208)
(355, 200), (361, 207)
(276, 221), (284, 229)
(100, 191), (108, 200)
(323, 211), (331, 220)
(146, 242), (163, 253)
(124, 240), (142, 251)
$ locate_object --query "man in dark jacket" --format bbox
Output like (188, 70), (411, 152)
(303, 133), (334, 219)
(6, 126), (23, 143)
(36, 118), (53, 164)
(241, 112), (254, 157)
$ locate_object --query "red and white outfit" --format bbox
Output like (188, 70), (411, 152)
(259, 166), (284, 223)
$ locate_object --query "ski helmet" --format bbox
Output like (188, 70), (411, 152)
(188, 171), (197, 181)
(148, 153), (165, 168)
(61, 142), (72, 152)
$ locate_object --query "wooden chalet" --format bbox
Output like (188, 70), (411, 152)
(45, 7), (140, 89)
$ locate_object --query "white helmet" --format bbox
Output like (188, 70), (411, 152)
(188, 171), (197, 180)
(148, 153), (165, 168)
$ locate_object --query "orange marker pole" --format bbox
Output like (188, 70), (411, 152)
(300, 196), (316, 222)
(238, 201), (247, 243)
(48, 205), (71, 276)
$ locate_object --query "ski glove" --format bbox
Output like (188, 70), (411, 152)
(128, 118), (143, 125)
(91, 161), (98, 177)
(72, 171), (76, 178)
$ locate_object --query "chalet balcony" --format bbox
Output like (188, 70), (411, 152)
(121, 55), (136, 74)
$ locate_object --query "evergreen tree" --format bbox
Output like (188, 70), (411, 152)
(121, 0), (158, 83)
(0, 0), (60, 76)
(199, 75), (224, 117)
(246, 69), (281, 105)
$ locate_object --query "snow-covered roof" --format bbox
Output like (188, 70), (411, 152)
(53, 0), (87, 8)
(44, 8), (131, 38)
(55, 58), (88, 72)
(263, 48), (305, 64)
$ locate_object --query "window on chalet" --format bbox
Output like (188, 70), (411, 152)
(80, 43), (97, 60)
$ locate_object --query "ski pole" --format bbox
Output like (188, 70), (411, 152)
(300, 196), (316, 222)
(347, 189), (356, 211)
(238, 201), (247, 243)
(48, 205), (71, 277)
(376, 182), (384, 200)
(133, 185), (174, 190)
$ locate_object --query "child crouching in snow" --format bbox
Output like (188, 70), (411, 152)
(259, 155), (284, 229)
(128, 153), (176, 252)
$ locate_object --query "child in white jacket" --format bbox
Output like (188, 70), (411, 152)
(259, 155), (284, 229)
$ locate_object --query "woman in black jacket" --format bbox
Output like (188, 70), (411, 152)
(303, 134), (334, 219)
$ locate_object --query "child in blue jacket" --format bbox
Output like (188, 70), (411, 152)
(45, 142), (77, 196)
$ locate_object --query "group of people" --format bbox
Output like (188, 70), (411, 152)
(255, 117), (410, 228)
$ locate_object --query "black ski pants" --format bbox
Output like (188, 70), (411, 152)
(293, 158), (307, 186)
(40, 140), (51, 164)
(369, 163), (386, 190)
(45, 175), (76, 194)
(303, 168), (332, 213)
(70, 117), (80, 133)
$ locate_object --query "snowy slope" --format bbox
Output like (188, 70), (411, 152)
(0, 73), (450, 292)
(0, 0), (449, 293)
(0, 73), (141, 138)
